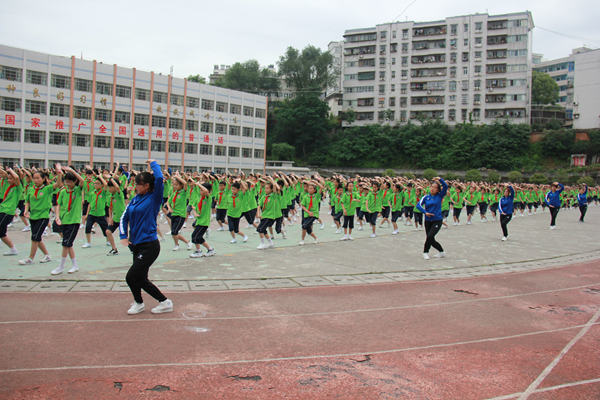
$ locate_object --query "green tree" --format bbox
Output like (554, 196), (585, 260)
(278, 45), (335, 93)
(487, 170), (501, 183)
(540, 130), (575, 159)
(532, 71), (559, 105)
(577, 176), (595, 186)
(384, 169), (396, 177)
(271, 143), (295, 161)
(423, 168), (437, 180)
(187, 74), (206, 84)
(465, 169), (482, 182)
(530, 173), (547, 184)
(215, 60), (279, 95)
(507, 170), (523, 183)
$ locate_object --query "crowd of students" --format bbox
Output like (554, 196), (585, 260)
(0, 162), (596, 314)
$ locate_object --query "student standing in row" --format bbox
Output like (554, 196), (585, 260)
(0, 167), (22, 256)
(189, 179), (216, 258)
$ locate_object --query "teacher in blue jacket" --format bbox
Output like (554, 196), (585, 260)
(120, 159), (173, 315)
(416, 177), (448, 260)
(544, 181), (564, 230)
(498, 184), (514, 241)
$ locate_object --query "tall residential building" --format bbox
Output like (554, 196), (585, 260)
(326, 41), (344, 118)
(341, 11), (533, 126)
(533, 47), (600, 129)
(0, 45), (267, 172)
(209, 64), (231, 85)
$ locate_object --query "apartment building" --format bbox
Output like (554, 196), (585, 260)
(341, 11), (533, 125)
(0, 45), (267, 172)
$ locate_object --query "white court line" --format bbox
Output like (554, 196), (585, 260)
(0, 282), (598, 325)
(487, 377), (600, 400)
(517, 306), (600, 400)
(0, 322), (598, 374)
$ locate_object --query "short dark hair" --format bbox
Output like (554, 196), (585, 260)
(135, 172), (155, 192)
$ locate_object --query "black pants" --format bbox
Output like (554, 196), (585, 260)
(302, 216), (317, 235)
(343, 215), (354, 229)
(549, 207), (559, 226)
(579, 205), (587, 222)
(275, 216), (283, 234)
(414, 212), (423, 225)
(500, 214), (512, 237)
(126, 240), (166, 304)
(424, 220), (443, 253)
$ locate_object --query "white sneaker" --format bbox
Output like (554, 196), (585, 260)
(51, 265), (64, 275)
(243, 235), (248, 242)
(68, 265), (79, 273)
(3, 248), (18, 256)
(183, 223), (187, 229)
(434, 252), (446, 258)
(502, 236), (507, 241)
(21, 225), (31, 232)
(165, 231), (171, 235)
(282, 231), (287, 239)
(40, 254), (51, 263)
(151, 299), (173, 314)
(467, 221), (472, 225)
(172, 245), (180, 251)
(217, 227), (225, 231)
(320, 223), (325, 230)
(370, 233), (376, 238)
(205, 249), (216, 257)
(7, 223), (13, 228)
(550, 226), (556, 230)
(106, 241), (111, 247)
(82, 242), (91, 248)
(392, 230), (399, 235)
(230, 239), (237, 244)
(340, 235), (347, 241)
(187, 242), (193, 250)
(313, 238), (319, 244)
(189, 251), (203, 258)
(18, 258), (33, 265)
(298, 240), (305, 246)
(257, 242), (266, 250)
(423, 253), (430, 260)
(348, 235), (354, 240)
(127, 302), (145, 315)
(267, 241), (274, 249)
(358, 226), (364, 231)
(335, 228), (341, 234)
(79, 223), (84, 229)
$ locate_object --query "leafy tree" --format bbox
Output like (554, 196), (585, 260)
(445, 172), (459, 181)
(577, 176), (595, 186)
(540, 130), (575, 159)
(339, 109), (356, 124)
(465, 169), (482, 182)
(278, 45), (335, 93)
(271, 143), (295, 161)
(215, 60), (279, 95)
(384, 169), (396, 177)
(187, 74), (206, 84)
(532, 71), (559, 105)
(530, 173), (547, 184)
(487, 170), (501, 183)
(507, 170), (523, 183)
(423, 168), (437, 180)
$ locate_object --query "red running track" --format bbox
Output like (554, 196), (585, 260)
(0, 261), (599, 399)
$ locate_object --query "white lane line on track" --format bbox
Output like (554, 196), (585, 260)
(487, 377), (600, 400)
(517, 306), (600, 400)
(0, 322), (598, 374)
(0, 282), (598, 325)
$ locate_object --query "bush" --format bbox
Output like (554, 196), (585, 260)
(445, 172), (459, 181)
(507, 170), (523, 183)
(271, 143), (295, 161)
(530, 173), (547, 184)
(577, 176), (595, 186)
(404, 173), (416, 180)
(384, 168), (396, 177)
(464, 169), (482, 182)
(487, 170), (501, 183)
(423, 168), (437, 180)
(545, 119), (563, 130)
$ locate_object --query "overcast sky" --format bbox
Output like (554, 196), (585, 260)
(2, 0), (599, 79)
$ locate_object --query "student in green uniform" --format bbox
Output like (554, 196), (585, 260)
(441, 189), (451, 228)
(478, 186), (489, 222)
(189, 180), (216, 258)
(226, 181), (249, 243)
(242, 177), (259, 230)
(379, 181), (392, 228)
(340, 181), (358, 240)
(107, 178), (126, 234)
(214, 180), (229, 231)
(165, 174), (192, 251)
(19, 170), (55, 264)
(465, 185), (478, 225)
(451, 184), (465, 225)
(256, 176), (281, 250)
(413, 187), (424, 230)
(365, 182), (383, 237)
(51, 165), (85, 275)
(331, 186), (344, 234)
(0, 167), (22, 256)
(390, 183), (404, 235)
(299, 181), (320, 245)
(82, 173), (118, 255)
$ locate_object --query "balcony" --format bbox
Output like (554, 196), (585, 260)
(413, 25), (447, 37)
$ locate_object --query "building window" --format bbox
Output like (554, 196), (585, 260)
(26, 70), (47, 85)
(50, 103), (69, 117)
(94, 135), (109, 148)
(228, 147), (239, 157)
(201, 99), (214, 110)
(134, 113), (149, 126)
(115, 85), (131, 99)
(184, 143), (197, 154)
(25, 100), (46, 115)
(243, 106), (254, 116)
(215, 124), (226, 134)
(200, 121), (213, 133)
(254, 149), (264, 159)
(255, 108), (265, 118)
(135, 88), (149, 101)
(242, 127), (253, 137)
(51, 74), (70, 89)
(255, 129), (265, 139)
(464, 23), (469, 32)
(170, 94), (183, 106)
(73, 106), (91, 120)
(0, 128), (19, 142)
(73, 133), (90, 147)
(1, 97), (21, 112)
(215, 145), (226, 156)
(151, 140), (165, 152)
(96, 82), (112, 95)
(95, 109), (110, 122)
(74, 78), (92, 92)
(186, 120), (198, 131)
(230, 104), (241, 114)
(229, 125), (240, 136)
(169, 118), (182, 129)
(199, 144), (211, 155)
(114, 137), (128, 149)
(216, 102), (227, 112)
(0, 66), (22, 81)
(115, 111), (130, 123)
(133, 139), (148, 151)
(475, 22), (482, 31)
(152, 115), (166, 127)
(153, 91), (167, 104)
(242, 148), (252, 158)
(49, 131), (67, 145)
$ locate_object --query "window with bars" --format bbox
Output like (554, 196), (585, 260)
(0, 66), (22, 81)
(51, 74), (70, 89)
(201, 121), (213, 133)
(170, 94), (183, 106)
(199, 144), (212, 155)
(186, 120), (198, 131)
(95, 109), (110, 121)
(24, 130), (45, 144)
(135, 88), (149, 101)
(243, 106), (253, 116)
(94, 136), (109, 148)
(75, 78), (92, 92)
(184, 143), (197, 154)
(153, 91), (167, 103)
(25, 100), (46, 115)
(115, 111), (130, 123)
(73, 134), (90, 147)
(73, 106), (91, 119)
(242, 127), (253, 137)
(228, 147), (239, 157)
(229, 125), (240, 136)
(169, 142), (181, 153)
(49, 131), (67, 145)
(230, 104), (241, 114)
(115, 85), (131, 98)
(254, 129), (264, 139)
(201, 99), (214, 110)
(152, 115), (166, 127)
(216, 102), (227, 112)
(151, 140), (165, 152)
(26, 70), (47, 85)
(1, 97), (21, 112)
(96, 81), (112, 95)
(169, 118), (182, 129)
(133, 139), (148, 151)
(186, 97), (199, 108)
(0, 128), (19, 142)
